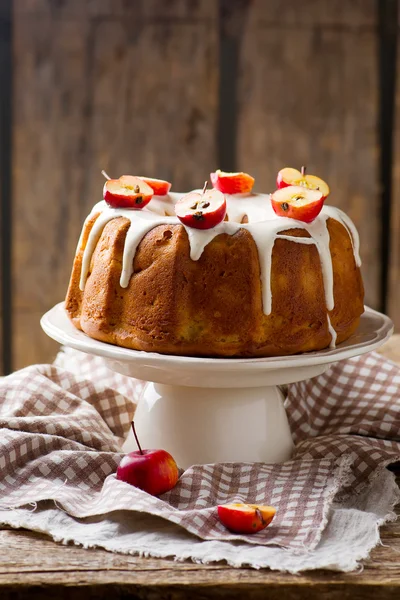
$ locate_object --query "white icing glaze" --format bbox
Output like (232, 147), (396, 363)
(324, 206), (361, 267)
(79, 203), (177, 291)
(225, 193), (273, 223)
(327, 314), (337, 348)
(145, 192), (183, 216)
(78, 193), (362, 350)
(184, 221), (241, 261)
(239, 211), (336, 315)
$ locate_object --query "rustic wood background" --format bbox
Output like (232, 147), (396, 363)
(0, 0), (399, 373)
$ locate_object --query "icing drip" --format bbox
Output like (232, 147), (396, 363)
(240, 214), (335, 314)
(79, 195), (362, 321)
(79, 204), (176, 291)
(303, 217), (335, 311)
(327, 314), (337, 348)
(184, 221), (240, 261)
(225, 193), (273, 223)
(324, 206), (361, 267)
(146, 192), (183, 216)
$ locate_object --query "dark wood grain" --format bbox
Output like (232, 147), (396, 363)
(0, 0), (12, 375)
(11, 0), (391, 367)
(389, 213), (400, 327)
(388, 4), (400, 330)
(236, 0), (380, 309)
(389, 196), (400, 330)
(12, 0), (219, 369)
(217, 0), (252, 171)
(378, 0), (398, 314)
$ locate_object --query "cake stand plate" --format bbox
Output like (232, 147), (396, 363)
(41, 304), (393, 468)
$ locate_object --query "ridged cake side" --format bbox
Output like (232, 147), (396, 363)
(65, 212), (364, 357)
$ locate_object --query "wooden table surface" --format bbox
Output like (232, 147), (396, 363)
(1, 337), (399, 600)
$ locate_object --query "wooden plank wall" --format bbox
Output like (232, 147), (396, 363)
(12, 0), (218, 369)
(0, 0), (12, 375)
(3, 0), (398, 371)
(0, 1), (4, 376)
(237, 0), (380, 310)
(389, 5), (400, 329)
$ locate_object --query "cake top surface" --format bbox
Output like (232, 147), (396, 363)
(91, 191), (346, 224)
(78, 168), (362, 342)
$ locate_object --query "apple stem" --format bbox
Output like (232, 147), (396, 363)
(101, 169), (111, 181)
(131, 421), (144, 455)
(201, 180), (208, 195)
(301, 166), (306, 177)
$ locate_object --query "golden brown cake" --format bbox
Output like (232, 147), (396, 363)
(65, 187), (364, 357)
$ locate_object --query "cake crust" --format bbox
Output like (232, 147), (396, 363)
(65, 212), (364, 357)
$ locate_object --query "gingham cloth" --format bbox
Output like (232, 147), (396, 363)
(0, 347), (399, 555)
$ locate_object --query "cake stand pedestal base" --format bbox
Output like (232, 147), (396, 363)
(41, 304), (393, 468)
(123, 383), (294, 468)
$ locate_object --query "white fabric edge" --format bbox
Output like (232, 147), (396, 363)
(0, 468), (398, 572)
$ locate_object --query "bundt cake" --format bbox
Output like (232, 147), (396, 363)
(65, 169), (364, 357)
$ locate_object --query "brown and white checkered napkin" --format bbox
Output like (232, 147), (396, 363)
(0, 347), (399, 551)
(287, 352), (400, 497)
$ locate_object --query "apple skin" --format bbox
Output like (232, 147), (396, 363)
(276, 167), (299, 190)
(138, 176), (172, 196)
(103, 175), (153, 209)
(210, 170), (255, 194)
(116, 448), (179, 496)
(217, 503), (276, 534)
(271, 185), (324, 223)
(175, 189), (226, 230)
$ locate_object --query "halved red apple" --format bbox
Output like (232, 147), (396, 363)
(104, 175), (153, 209)
(175, 188), (226, 229)
(217, 503), (276, 534)
(271, 185), (324, 223)
(138, 176), (171, 196)
(277, 167), (330, 199)
(210, 169), (255, 194)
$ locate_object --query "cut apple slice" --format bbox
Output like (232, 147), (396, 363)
(217, 503), (276, 534)
(210, 169), (255, 194)
(277, 167), (330, 199)
(175, 188), (226, 229)
(103, 175), (153, 209)
(271, 185), (324, 223)
(138, 176), (171, 196)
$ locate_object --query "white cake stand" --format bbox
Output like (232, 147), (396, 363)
(41, 304), (393, 469)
